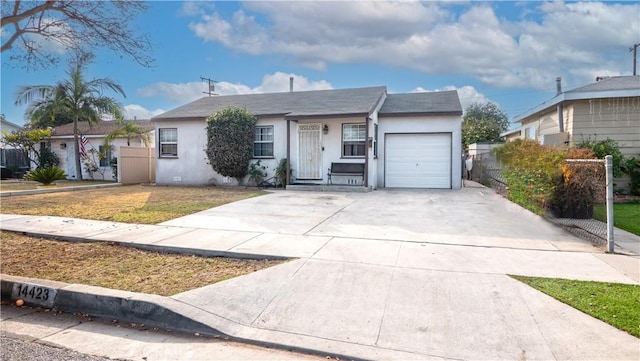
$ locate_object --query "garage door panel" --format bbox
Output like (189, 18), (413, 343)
(385, 133), (451, 188)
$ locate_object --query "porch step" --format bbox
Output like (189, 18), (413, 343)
(286, 184), (372, 193)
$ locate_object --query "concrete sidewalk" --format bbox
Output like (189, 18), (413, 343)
(1, 188), (639, 360)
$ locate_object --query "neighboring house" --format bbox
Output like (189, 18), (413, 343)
(1, 117), (22, 134)
(512, 76), (640, 158)
(1, 118), (29, 175)
(152, 86), (463, 189)
(500, 128), (522, 142)
(49, 120), (155, 181)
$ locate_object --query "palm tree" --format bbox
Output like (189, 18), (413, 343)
(105, 120), (151, 147)
(15, 54), (125, 180)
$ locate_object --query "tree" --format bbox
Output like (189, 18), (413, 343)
(1, 0), (153, 70)
(205, 108), (257, 183)
(462, 102), (509, 149)
(15, 54), (125, 180)
(1, 127), (56, 168)
(104, 120), (151, 147)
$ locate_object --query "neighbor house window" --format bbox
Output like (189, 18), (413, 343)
(99, 145), (112, 167)
(159, 128), (178, 157)
(342, 123), (366, 157)
(254, 126), (274, 158)
(525, 126), (536, 140)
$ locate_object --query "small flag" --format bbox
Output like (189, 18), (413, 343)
(80, 134), (88, 157)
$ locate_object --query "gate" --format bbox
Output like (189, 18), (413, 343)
(117, 146), (155, 184)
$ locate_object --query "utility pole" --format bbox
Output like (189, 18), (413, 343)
(631, 43), (640, 76)
(200, 76), (217, 96)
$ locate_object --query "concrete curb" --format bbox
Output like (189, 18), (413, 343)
(0, 274), (222, 336)
(0, 274), (435, 361)
(0, 183), (122, 197)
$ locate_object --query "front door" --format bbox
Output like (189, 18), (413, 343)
(297, 123), (322, 179)
(66, 141), (77, 179)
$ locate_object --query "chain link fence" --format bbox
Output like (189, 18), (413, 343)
(470, 153), (610, 247)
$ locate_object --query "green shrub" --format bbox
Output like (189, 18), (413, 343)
(622, 156), (640, 196)
(494, 139), (565, 214)
(275, 158), (292, 187)
(247, 160), (267, 186)
(25, 167), (67, 185)
(494, 140), (601, 218)
(38, 147), (60, 169)
(205, 107), (257, 183)
(576, 138), (625, 177)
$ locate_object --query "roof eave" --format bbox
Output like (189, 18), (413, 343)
(285, 112), (369, 120)
(379, 110), (463, 117)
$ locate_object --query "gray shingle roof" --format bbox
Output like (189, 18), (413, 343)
(52, 120), (153, 136)
(379, 90), (462, 116)
(152, 86), (387, 121)
(567, 75), (640, 93)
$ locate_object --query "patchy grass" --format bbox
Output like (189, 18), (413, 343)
(1, 231), (286, 296)
(0, 184), (265, 224)
(0, 179), (115, 192)
(594, 202), (640, 236)
(511, 275), (640, 338)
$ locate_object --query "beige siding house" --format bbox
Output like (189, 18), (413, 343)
(513, 76), (640, 158)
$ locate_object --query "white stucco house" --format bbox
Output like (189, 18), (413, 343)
(49, 120), (155, 181)
(151, 86), (463, 190)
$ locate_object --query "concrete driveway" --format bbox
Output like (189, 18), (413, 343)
(162, 186), (640, 360)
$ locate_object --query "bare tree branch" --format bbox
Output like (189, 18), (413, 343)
(1, 0), (154, 70)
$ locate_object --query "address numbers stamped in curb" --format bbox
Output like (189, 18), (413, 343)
(11, 282), (57, 308)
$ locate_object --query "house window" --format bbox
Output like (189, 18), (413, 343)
(342, 123), (366, 157)
(159, 128), (178, 157)
(99, 145), (112, 167)
(254, 126), (274, 158)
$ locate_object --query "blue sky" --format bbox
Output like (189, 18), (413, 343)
(2, 1), (639, 128)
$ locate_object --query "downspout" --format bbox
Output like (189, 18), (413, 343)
(364, 117), (369, 187)
(556, 77), (564, 133)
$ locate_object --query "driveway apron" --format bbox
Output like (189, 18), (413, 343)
(168, 188), (640, 360)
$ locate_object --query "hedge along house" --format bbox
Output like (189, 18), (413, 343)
(151, 86), (463, 190)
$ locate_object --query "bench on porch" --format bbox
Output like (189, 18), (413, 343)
(327, 162), (365, 185)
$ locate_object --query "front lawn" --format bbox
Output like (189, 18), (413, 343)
(0, 184), (265, 224)
(1, 232), (286, 296)
(0, 179), (114, 192)
(594, 201), (640, 236)
(512, 275), (640, 338)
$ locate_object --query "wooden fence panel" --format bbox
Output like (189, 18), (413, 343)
(118, 147), (155, 184)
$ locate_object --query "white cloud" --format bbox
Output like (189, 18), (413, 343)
(136, 81), (205, 104)
(123, 104), (166, 120)
(185, 1), (640, 90)
(412, 85), (489, 111)
(137, 72), (333, 104)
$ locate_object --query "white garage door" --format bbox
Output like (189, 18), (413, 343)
(385, 133), (451, 188)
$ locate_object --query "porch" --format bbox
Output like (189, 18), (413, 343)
(286, 184), (372, 192)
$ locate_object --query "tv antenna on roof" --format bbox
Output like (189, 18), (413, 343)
(200, 76), (218, 96)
